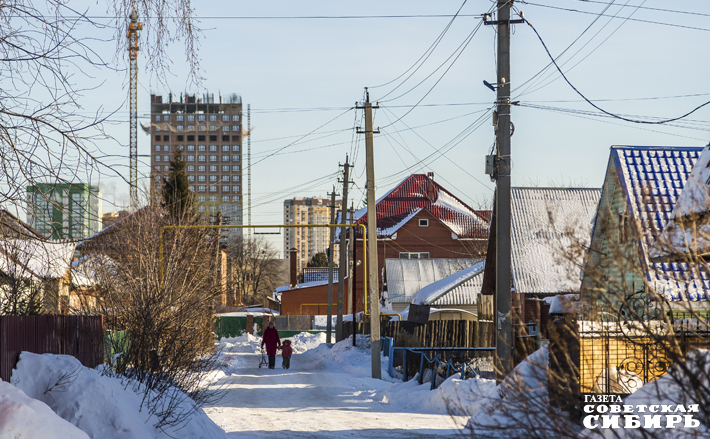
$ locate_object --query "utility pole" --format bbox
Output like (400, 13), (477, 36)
(336, 156), (351, 342)
(357, 88), (381, 379)
(326, 186), (339, 344)
(485, 1), (522, 382)
(348, 202), (356, 346)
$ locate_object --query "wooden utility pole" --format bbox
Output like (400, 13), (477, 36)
(357, 88), (381, 379)
(336, 156), (351, 342)
(326, 186), (339, 344)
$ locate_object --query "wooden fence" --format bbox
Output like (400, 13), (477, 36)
(0, 315), (104, 382)
(344, 319), (495, 348)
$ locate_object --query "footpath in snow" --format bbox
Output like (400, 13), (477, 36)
(204, 333), (492, 438)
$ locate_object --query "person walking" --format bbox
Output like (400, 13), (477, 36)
(281, 339), (293, 369)
(261, 321), (281, 369)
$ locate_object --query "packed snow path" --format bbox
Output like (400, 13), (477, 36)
(204, 335), (469, 438)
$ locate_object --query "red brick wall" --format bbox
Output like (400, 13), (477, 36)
(352, 210), (487, 312)
(281, 281), (350, 315)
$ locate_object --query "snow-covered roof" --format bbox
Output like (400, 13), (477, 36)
(610, 146), (708, 301)
(276, 279), (336, 293)
(650, 146), (710, 260)
(511, 187), (601, 295)
(352, 174), (489, 239)
(410, 261), (485, 305)
(385, 258), (479, 303)
(70, 253), (116, 288)
(0, 239), (75, 279)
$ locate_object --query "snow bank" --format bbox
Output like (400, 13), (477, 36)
(287, 331), (327, 353)
(0, 379), (89, 439)
(220, 332), (262, 353)
(11, 352), (228, 439)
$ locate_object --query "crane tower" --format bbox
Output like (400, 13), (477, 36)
(127, 11), (142, 204)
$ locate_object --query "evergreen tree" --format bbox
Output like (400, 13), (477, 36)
(307, 251), (330, 268)
(161, 146), (194, 219)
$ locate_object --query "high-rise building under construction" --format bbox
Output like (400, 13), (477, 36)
(150, 93), (243, 230)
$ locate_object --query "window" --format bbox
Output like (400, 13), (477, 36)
(232, 125), (239, 132)
(222, 135), (230, 142)
(188, 115), (195, 121)
(155, 135), (160, 141)
(419, 219), (429, 227)
(188, 175), (195, 182)
(232, 185), (240, 193)
(199, 125), (206, 131)
(233, 115), (240, 122)
(163, 135), (169, 141)
(222, 115), (229, 122)
(155, 145), (161, 151)
(198, 196), (205, 202)
(210, 196), (217, 202)
(232, 145), (240, 152)
(222, 155), (229, 162)
(209, 175), (217, 182)
(155, 126), (160, 131)
(155, 156), (161, 162)
(199, 205), (205, 212)
(154, 165), (160, 171)
(222, 196), (230, 202)
(232, 195), (240, 202)
(198, 165), (206, 172)
(198, 135), (206, 141)
(198, 185), (206, 192)
(177, 135), (184, 141)
(209, 185), (217, 193)
(187, 145), (195, 151)
(187, 125), (195, 131)
(222, 145), (230, 152)
(176, 115), (184, 121)
(198, 115), (205, 121)
(222, 165), (229, 172)
(163, 145), (170, 151)
(209, 145), (217, 152)
(164, 165), (169, 172)
(177, 125), (184, 131)
(232, 175), (240, 182)
(221, 175), (230, 182)
(222, 125), (229, 132)
(187, 165), (194, 172)
(198, 155), (206, 162)
(162, 155), (169, 162)
(155, 175), (161, 181)
(398, 252), (430, 260)
(187, 135), (195, 141)
(187, 155), (194, 162)
(210, 115), (217, 121)
(155, 115), (160, 121)
(209, 155), (217, 162)
(233, 155), (240, 162)
(210, 125), (217, 131)
(232, 165), (240, 172)
(222, 185), (230, 192)
(198, 145), (206, 151)
(164, 125), (169, 131)
(189, 185), (194, 192)
(198, 175), (206, 182)
(210, 205), (217, 212)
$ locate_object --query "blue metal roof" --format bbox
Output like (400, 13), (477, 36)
(612, 146), (707, 301)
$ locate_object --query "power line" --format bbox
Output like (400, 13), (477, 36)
(567, 0), (710, 19)
(523, 17), (710, 124)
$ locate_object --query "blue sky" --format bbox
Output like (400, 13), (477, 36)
(60, 0), (710, 252)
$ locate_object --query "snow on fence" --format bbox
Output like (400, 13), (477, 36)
(0, 315), (104, 381)
(344, 319), (495, 348)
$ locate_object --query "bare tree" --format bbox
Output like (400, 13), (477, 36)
(228, 235), (284, 306)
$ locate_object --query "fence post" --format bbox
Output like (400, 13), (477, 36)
(430, 354), (439, 390)
(419, 353), (425, 384)
(402, 349), (408, 382)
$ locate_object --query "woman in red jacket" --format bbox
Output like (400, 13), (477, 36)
(261, 321), (281, 369)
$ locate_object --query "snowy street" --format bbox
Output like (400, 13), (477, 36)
(204, 334), (472, 438)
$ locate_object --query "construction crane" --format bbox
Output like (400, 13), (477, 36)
(127, 10), (142, 204)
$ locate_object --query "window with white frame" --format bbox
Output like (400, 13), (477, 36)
(232, 185), (239, 192)
(419, 219), (429, 227)
(188, 175), (195, 182)
(187, 145), (195, 151)
(188, 115), (195, 121)
(222, 115), (229, 122)
(187, 125), (194, 131)
(210, 196), (217, 202)
(209, 175), (217, 182)
(222, 165), (229, 172)
(221, 145), (229, 152)
(177, 115), (184, 121)
(232, 165), (240, 172)
(198, 145), (206, 151)
(232, 175), (240, 182)
(198, 205), (205, 212)
(232, 125), (239, 132)
(198, 175), (206, 182)
(208, 145), (216, 152)
(209, 185), (217, 192)
(198, 165), (206, 172)
(209, 155), (217, 162)
(198, 185), (206, 192)
(221, 175), (229, 182)
(163, 165), (169, 172)
(222, 185), (230, 192)
(210, 205), (217, 212)
(187, 155), (194, 162)
(155, 145), (160, 151)
(154, 166), (160, 171)
(187, 165), (194, 172)
(222, 196), (230, 202)
(199, 125), (206, 131)
(155, 175), (161, 181)
(222, 126), (229, 132)
(398, 252), (430, 260)
(155, 156), (161, 162)
(233, 155), (240, 162)
(189, 185), (195, 191)
(210, 125), (217, 131)
(163, 145), (169, 151)
(210, 115), (217, 121)
(210, 165), (217, 172)
(198, 115), (205, 121)
(198, 196), (205, 202)
(232, 145), (240, 152)
(232, 195), (240, 202)
(222, 155), (229, 162)
(198, 155), (206, 162)
(177, 125), (184, 131)
(232, 115), (239, 122)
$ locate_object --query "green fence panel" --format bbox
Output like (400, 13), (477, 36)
(214, 316), (248, 339)
(278, 330), (326, 339)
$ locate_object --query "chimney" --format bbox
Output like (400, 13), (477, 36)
(289, 247), (298, 287)
(426, 172), (435, 202)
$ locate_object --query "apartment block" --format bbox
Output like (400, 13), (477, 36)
(26, 183), (102, 240)
(150, 93), (243, 229)
(283, 197), (341, 275)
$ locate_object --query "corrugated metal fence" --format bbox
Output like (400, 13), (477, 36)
(0, 315), (104, 381)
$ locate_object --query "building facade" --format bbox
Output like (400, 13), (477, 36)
(283, 197), (341, 275)
(26, 183), (102, 240)
(150, 93), (243, 228)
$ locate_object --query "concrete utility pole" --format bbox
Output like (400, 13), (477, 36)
(487, 1), (522, 382)
(357, 88), (381, 379)
(336, 155), (351, 342)
(349, 203), (356, 347)
(326, 186), (339, 344)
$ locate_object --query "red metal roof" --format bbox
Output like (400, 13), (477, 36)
(354, 174), (490, 239)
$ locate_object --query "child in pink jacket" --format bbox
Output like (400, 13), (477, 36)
(281, 339), (293, 369)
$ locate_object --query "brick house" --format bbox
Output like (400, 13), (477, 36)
(348, 173), (490, 313)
